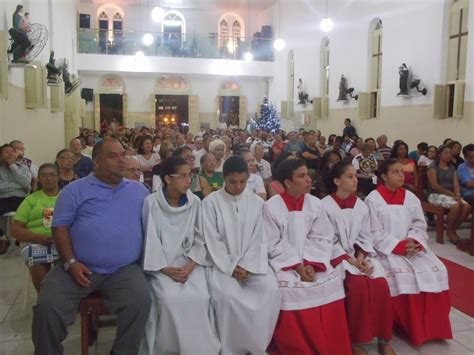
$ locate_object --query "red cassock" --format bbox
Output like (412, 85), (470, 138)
(365, 185), (453, 346)
(269, 299), (351, 355)
(325, 193), (394, 344)
(265, 191), (352, 355)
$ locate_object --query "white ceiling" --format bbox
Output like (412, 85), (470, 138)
(78, 0), (277, 12)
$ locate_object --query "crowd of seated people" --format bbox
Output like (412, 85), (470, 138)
(0, 118), (473, 355)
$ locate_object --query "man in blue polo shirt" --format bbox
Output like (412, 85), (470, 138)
(32, 139), (151, 355)
(458, 144), (474, 207)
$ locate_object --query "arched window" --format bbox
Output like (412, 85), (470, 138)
(98, 12), (109, 53)
(217, 13), (245, 54)
(369, 19), (382, 118)
(287, 50), (294, 104)
(219, 19), (229, 48)
(162, 11), (186, 49)
(434, 0), (469, 119)
(320, 38), (329, 97)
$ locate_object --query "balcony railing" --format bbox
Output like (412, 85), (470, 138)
(77, 29), (274, 62)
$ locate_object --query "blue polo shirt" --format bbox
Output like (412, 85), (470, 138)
(52, 175), (149, 274)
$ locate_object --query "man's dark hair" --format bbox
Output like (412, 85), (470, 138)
(223, 156), (248, 177)
(275, 159), (307, 188)
(92, 138), (120, 159)
(0, 143), (14, 154)
(345, 118), (351, 124)
(334, 136), (343, 144)
(417, 142), (428, 151)
(462, 144), (474, 157)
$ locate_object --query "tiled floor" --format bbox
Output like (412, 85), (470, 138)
(0, 228), (473, 355)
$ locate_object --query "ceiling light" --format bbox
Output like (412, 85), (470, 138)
(244, 51), (253, 62)
(320, 18), (333, 32)
(142, 33), (153, 46)
(135, 50), (145, 58)
(273, 38), (286, 51)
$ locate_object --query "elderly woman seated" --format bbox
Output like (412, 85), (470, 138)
(11, 163), (61, 292)
(199, 153), (224, 192)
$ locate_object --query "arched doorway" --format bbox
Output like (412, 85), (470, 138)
(94, 74), (128, 131)
(217, 81), (247, 129)
(153, 75), (197, 133)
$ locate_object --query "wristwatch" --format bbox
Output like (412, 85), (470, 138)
(63, 258), (76, 271)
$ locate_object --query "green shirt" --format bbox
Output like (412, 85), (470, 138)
(200, 171), (224, 191)
(14, 190), (59, 237)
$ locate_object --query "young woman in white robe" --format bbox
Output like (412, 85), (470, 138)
(202, 156), (280, 355)
(264, 158), (351, 355)
(140, 157), (220, 355)
(321, 161), (395, 355)
(365, 158), (452, 346)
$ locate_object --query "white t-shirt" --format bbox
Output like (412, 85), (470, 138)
(137, 153), (160, 172)
(255, 159), (272, 180)
(193, 148), (206, 168)
(246, 173), (266, 195)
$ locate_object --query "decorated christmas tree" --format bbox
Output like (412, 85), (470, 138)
(254, 96), (281, 132)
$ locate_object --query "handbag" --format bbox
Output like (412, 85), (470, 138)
(21, 243), (59, 267)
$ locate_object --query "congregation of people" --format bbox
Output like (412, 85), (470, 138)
(2, 116), (474, 355)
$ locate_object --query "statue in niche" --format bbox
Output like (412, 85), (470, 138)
(337, 75), (348, 101)
(397, 63), (410, 96)
(297, 78), (312, 105)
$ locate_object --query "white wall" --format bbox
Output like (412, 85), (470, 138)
(77, 53), (274, 77)
(268, 0), (474, 145)
(0, 0), (77, 164)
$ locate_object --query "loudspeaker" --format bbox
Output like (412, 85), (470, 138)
(81, 88), (94, 102)
(79, 14), (90, 29)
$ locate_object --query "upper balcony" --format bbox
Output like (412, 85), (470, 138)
(77, 29), (275, 77)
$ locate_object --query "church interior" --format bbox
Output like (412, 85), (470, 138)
(0, 0), (473, 354)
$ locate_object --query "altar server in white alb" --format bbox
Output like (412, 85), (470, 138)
(264, 158), (351, 355)
(140, 157), (220, 355)
(365, 158), (452, 346)
(202, 155), (280, 355)
(321, 161), (395, 355)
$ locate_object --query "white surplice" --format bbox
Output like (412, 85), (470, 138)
(321, 195), (386, 279)
(264, 194), (345, 311)
(202, 189), (281, 355)
(140, 188), (220, 355)
(365, 189), (449, 296)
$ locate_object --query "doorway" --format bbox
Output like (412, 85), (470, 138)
(100, 94), (123, 128)
(219, 96), (240, 127)
(155, 95), (189, 132)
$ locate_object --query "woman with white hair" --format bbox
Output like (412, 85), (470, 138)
(209, 139), (226, 173)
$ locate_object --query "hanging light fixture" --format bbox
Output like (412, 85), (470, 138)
(143, 0), (154, 46)
(320, 0), (334, 32)
(273, 0), (285, 51)
(244, 0), (253, 61)
(142, 33), (153, 46)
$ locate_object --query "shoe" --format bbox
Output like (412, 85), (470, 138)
(378, 342), (396, 355)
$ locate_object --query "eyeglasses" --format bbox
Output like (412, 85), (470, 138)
(169, 173), (195, 180)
